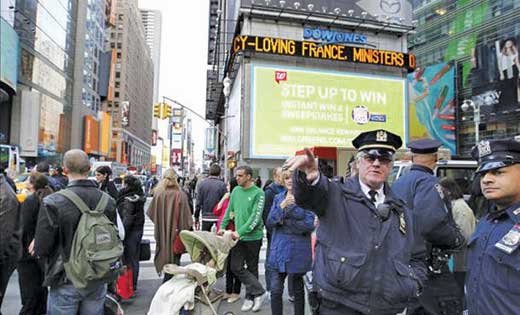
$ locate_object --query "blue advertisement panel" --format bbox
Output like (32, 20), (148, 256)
(407, 62), (456, 154)
(0, 17), (19, 93)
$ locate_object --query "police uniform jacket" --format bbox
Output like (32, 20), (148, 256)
(293, 170), (427, 314)
(392, 165), (464, 250)
(466, 203), (520, 315)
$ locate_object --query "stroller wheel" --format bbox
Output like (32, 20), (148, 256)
(105, 293), (125, 315)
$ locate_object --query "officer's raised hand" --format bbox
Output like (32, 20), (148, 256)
(284, 148), (319, 182)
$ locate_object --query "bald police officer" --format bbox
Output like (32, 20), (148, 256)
(466, 139), (520, 314)
(392, 139), (465, 315)
(285, 129), (427, 315)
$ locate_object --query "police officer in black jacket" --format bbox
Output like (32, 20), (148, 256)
(392, 139), (465, 315)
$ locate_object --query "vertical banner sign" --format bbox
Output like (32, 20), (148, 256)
(171, 148), (182, 165)
(20, 91), (41, 157)
(250, 64), (406, 158)
(407, 62), (456, 154)
(151, 130), (158, 146)
(84, 115), (100, 154)
(99, 112), (112, 156)
(121, 101), (129, 127)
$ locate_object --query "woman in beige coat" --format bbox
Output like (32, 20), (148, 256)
(147, 169), (193, 282)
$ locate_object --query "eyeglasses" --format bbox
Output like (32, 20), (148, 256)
(362, 154), (393, 165)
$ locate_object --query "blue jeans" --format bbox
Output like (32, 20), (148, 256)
(47, 283), (107, 315)
(269, 271), (305, 315)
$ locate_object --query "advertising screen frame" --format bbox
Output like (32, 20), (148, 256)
(249, 63), (408, 159)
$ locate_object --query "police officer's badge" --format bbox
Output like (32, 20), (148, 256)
(495, 224), (520, 254)
(376, 130), (387, 142)
(477, 140), (492, 157)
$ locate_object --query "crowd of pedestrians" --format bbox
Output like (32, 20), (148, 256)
(2, 128), (520, 315)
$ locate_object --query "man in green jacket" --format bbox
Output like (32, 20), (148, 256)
(219, 165), (267, 312)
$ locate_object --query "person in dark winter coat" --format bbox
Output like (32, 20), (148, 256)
(117, 175), (146, 290)
(0, 173), (21, 313)
(95, 165), (119, 200)
(266, 169), (315, 315)
(36, 161), (63, 191)
(18, 172), (53, 315)
(51, 166), (69, 188)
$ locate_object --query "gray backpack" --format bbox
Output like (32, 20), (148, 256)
(58, 189), (124, 289)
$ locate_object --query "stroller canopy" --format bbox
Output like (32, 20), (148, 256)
(179, 230), (237, 272)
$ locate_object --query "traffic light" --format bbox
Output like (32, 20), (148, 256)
(162, 103), (173, 119)
(153, 103), (161, 118)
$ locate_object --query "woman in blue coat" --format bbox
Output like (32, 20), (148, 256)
(266, 169), (315, 315)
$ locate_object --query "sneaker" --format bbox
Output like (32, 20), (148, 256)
(227, 293), (240, 303)
(241, 299), (254, 312)
(288, 295), (295, 302)
(252, 293), (267, 312)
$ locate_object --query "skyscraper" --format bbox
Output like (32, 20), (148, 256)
(140, 9), (161, 103)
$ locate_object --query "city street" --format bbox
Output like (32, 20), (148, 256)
(1, 197), (306, 315)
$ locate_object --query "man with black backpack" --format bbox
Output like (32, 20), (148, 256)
(34, 149), (123, 315)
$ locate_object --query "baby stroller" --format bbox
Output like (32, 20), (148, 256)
(148, 230), (237, 315)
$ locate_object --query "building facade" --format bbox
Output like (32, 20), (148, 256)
(70, 0), (113, 158)
(409, 0), (520, 156)
(206, 0), (417, 180)
(104, 0), (153, 167)
(9, 0), (78, 165)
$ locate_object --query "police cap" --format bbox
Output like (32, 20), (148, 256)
(352, 129), (403, 153)
(408, 139), (442, 154)
(471, 139), (520, 174)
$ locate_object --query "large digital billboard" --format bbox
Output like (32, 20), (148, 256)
(407, 62), (456, 154)
(250, 64), (406, 159)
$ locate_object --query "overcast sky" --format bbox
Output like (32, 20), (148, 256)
(138, 0), (210, 166)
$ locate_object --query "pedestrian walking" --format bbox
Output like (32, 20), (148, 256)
(285, 129), (427, 315)
(465, 139), (520, 314)
(262, 167), (286, 295)
(213, 177), (242, 303)
(0, 173), (21, 314)
(18, 172), (53, 315)
(219, 165), (267, 312)
(266, 169), (315, 315)
(36, 161), (63, 191)
(117, 175), (146, 290)
(52, 166), (69, 188)
(147, 169), (193, 282)
(392, 139), (465, 315)
(438, 177), (476, 292)
(95, 165), (119, 200)
(195, 164), (227, 231)
(34, 149), (120, 315)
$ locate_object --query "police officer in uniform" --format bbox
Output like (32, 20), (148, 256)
(392, 139), (465, 315)
(466, 139), (520, 315)
(285, 129), (427, 315)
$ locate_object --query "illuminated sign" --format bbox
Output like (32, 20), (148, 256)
(303, 28), (368, 45)
(233, 35), (415, 72)
(250, 64), (406, 159)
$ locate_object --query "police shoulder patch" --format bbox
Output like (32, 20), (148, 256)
(434, 183), (445, 199)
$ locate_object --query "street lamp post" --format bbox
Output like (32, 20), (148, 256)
(222, 76), (231, 182)
(461, 99), (481, 145)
